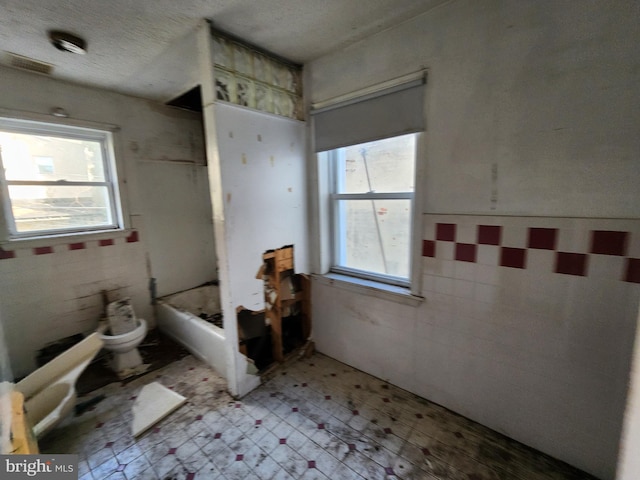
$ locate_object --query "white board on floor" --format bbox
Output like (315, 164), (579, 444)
(131, 382), (186, 437)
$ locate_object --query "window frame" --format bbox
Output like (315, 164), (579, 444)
(327, 134), (418, 288)
(0, 115), (125, 241)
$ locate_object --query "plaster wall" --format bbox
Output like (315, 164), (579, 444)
(310, 0), (640, 218)
(205, 102), (309, 397)
(0, 66), (211, 377)
(136, 161), (216, 298)
(214, 104), (309, 311)
(198, 18), (309, 393)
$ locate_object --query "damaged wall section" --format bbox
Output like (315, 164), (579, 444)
(238, 245), (311, 372)
(202, 96), (309, 396)
(261, 245), (310, 363)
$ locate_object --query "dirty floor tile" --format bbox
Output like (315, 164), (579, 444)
(40, 353), (596, 480)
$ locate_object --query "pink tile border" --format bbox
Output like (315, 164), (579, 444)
(591, 230), (628, 256)
(422, 240), (436, 258)
(455, 243), (477, 263)
(500, 247), (526, 269)
(436, 223), (456, 241)
(0, 230), (139, 260)
(423, 220), (640, 282)
(556, 252), (588, 276)
(478, 225), (501, 245)
(528, 228), (557, 250)
(624, 258), (640, 283)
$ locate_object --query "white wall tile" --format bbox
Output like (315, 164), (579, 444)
(474, 283), (498, 304)
(589, 255), (625, 280)
(453, 261), (476, 280)
(422, 220), (435, 240)
(500, 223), (527, 248)
(0, 241), (150, 376)
(525, 249), (555, 273)
(434, 276), (454, 295)
(627, 232), (640, 258)
(455, 223), (476, 244)
(436, 241), (454, 260)
(476, 245), (499, 266)
(475, 264), (500, 285)
(424, 258), (455, 278)
(556, 228), (590, 253)
(453, 279), (475, 299)
(421, 273), (436, 293)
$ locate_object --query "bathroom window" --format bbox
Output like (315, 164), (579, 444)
(0, 117), (123, 239)
(312, 74), (426, 289)
(328, 134), (417, 286)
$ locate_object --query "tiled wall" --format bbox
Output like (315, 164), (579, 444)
(0, 231), (139, 260)
(418, 214), (640, 474)
(422, 216), (640, 284)
(313, 214), (640, 479)
(419, 214), (640, 399)
(0, 230), (150, 377)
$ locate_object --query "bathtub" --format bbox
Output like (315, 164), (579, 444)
(156, 284), (226, 378)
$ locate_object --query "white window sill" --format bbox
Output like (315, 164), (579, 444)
(312, 273), (424, 307)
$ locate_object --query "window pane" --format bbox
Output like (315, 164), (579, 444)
(8, 185), (113, 233)
(337, 199), (411, 278)
(338, 134), (415, 194)
(0, 131), (106, 182)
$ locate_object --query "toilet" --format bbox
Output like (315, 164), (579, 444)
(99, 318), (148, 377)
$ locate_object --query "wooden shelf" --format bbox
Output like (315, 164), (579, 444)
(262, 246), (310, 362)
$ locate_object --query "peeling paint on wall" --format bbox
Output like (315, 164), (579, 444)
(209, 102), (309, 398)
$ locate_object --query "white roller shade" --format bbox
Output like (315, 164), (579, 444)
(312, 76), (426, 152)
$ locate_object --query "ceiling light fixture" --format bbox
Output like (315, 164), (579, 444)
(48, 30), (87, 54)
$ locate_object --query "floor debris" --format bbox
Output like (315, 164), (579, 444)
(131, 382), (186, 437)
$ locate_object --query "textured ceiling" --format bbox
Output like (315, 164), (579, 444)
(0, 0), (448, 101)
